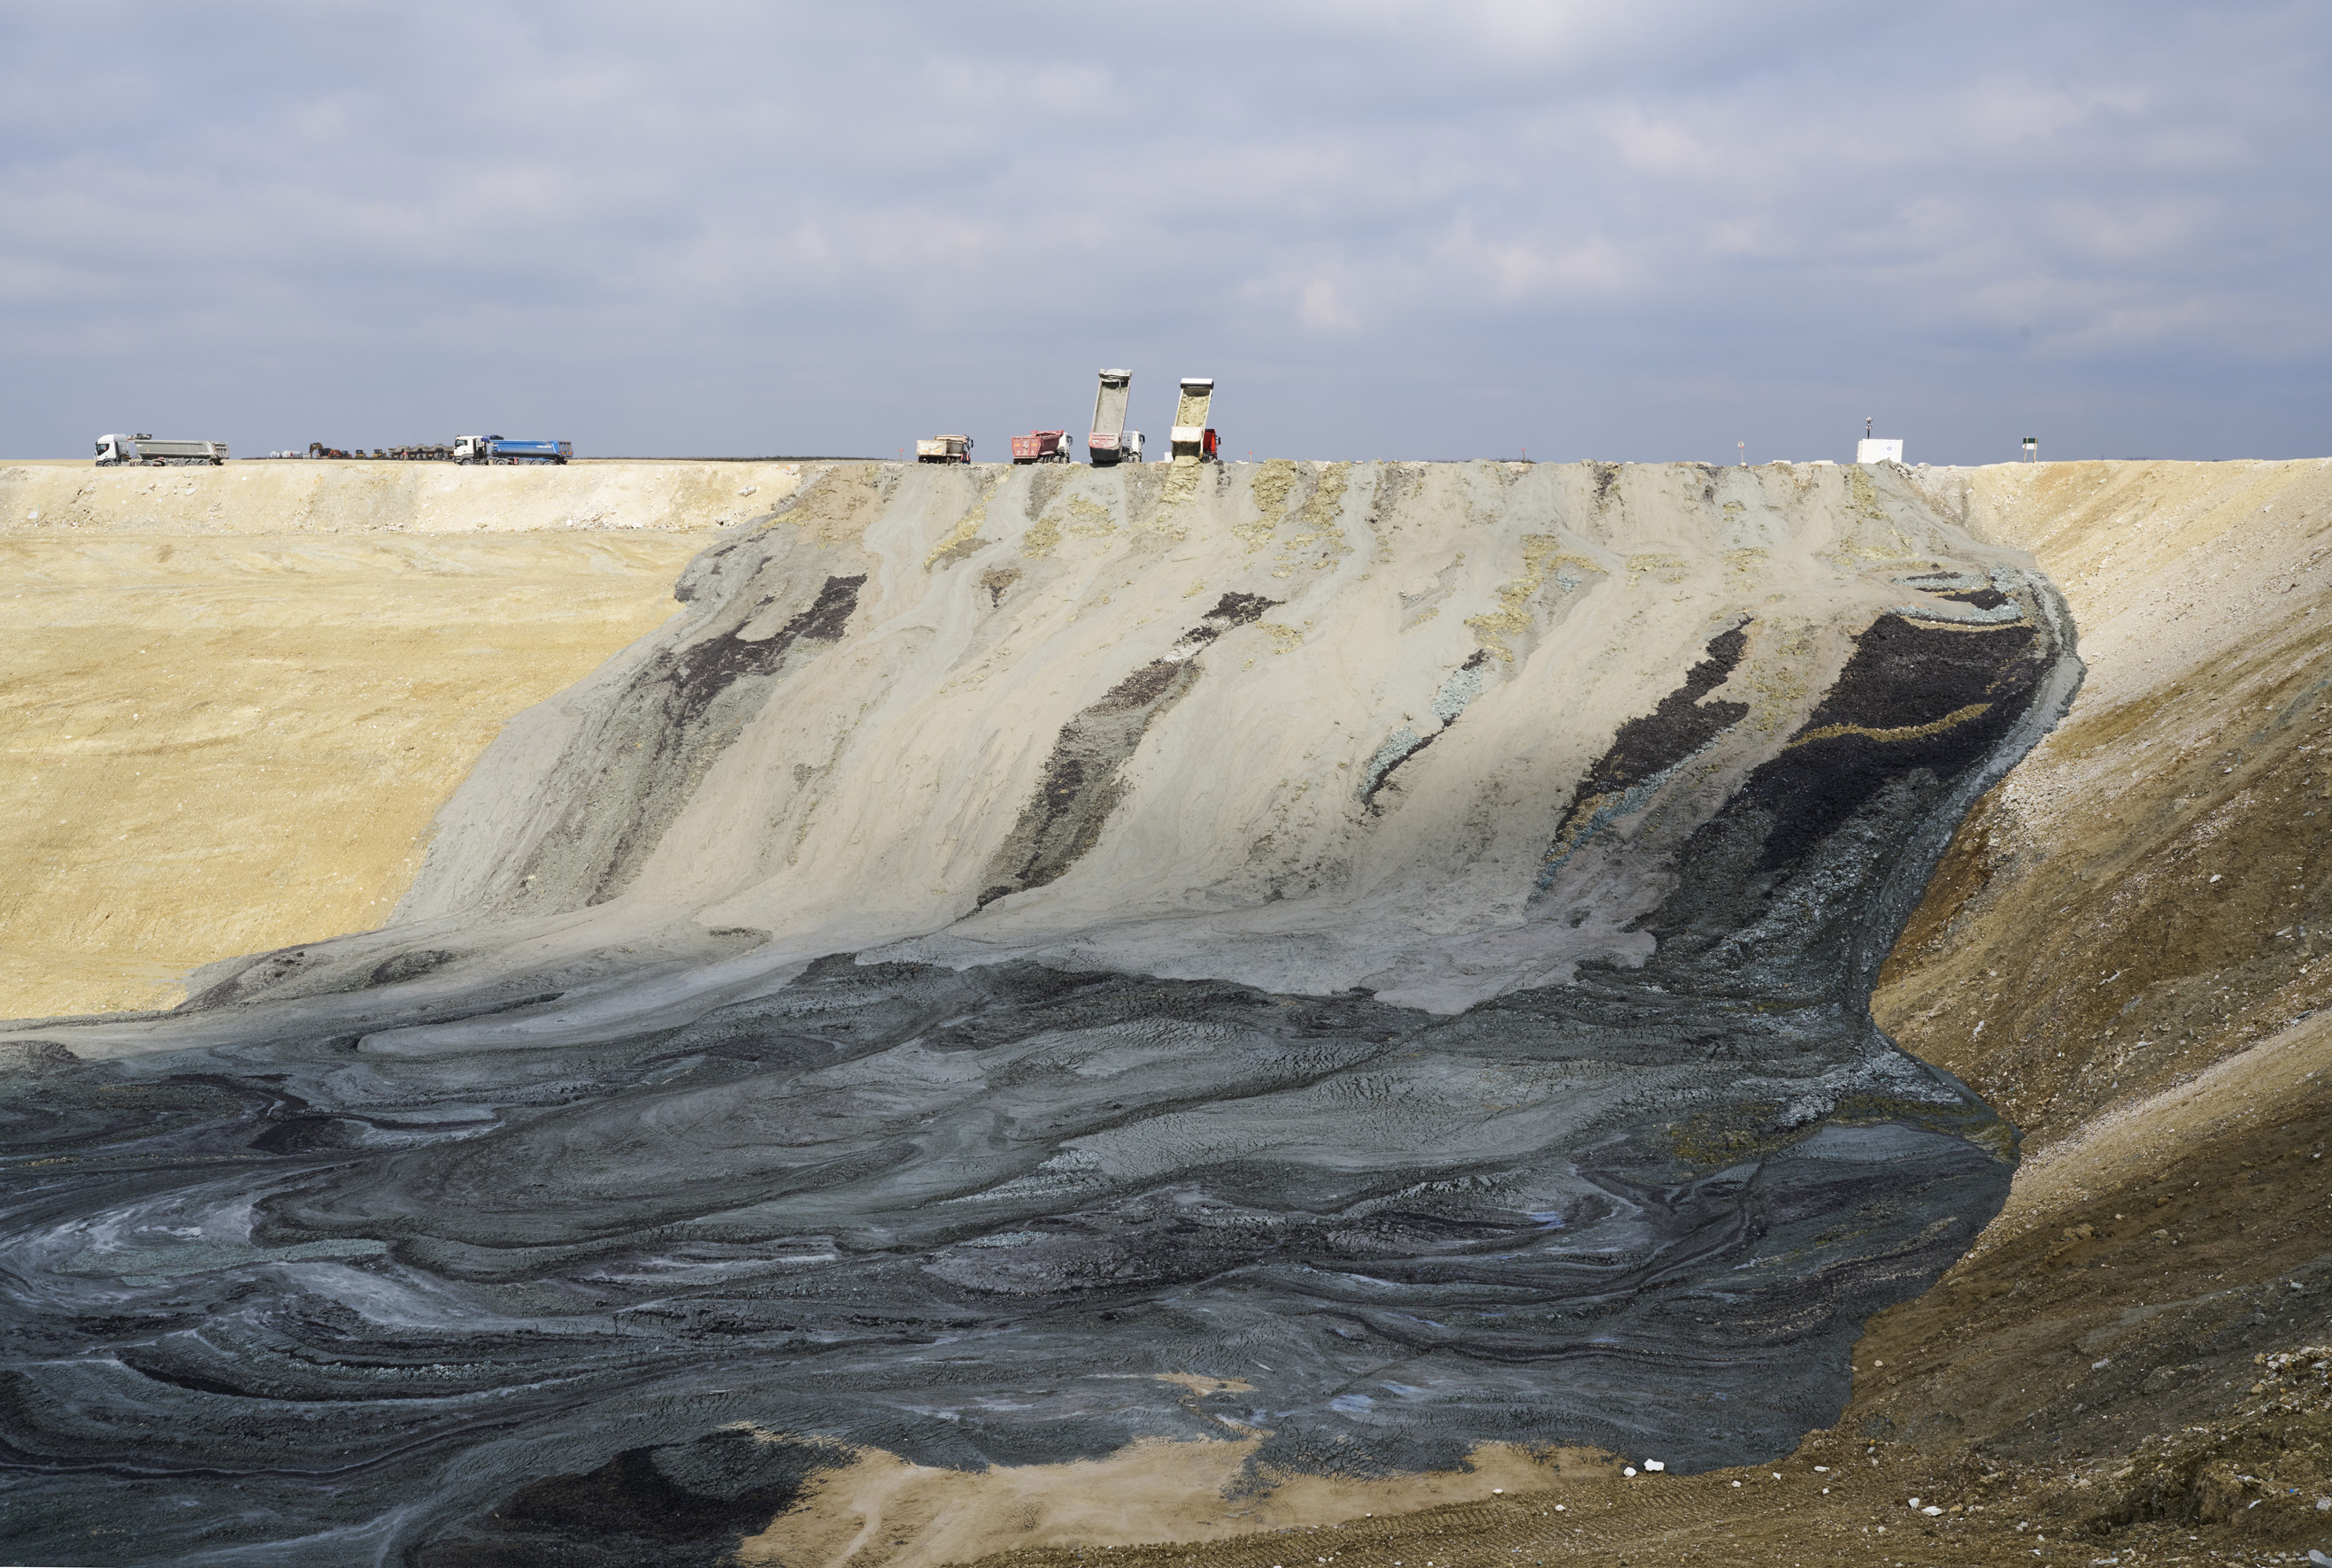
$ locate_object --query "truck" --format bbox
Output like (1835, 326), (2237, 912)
(94, 434), (227, 466)
(1170, 377), (1220, 465)
(454, 435), (571, 465)
(1011, 430), (1073, 464)
(915, 434), (974, 464)
(1086, 369), (1144, 465)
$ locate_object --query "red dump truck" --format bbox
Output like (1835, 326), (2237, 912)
(1011, 430), (1072, 464)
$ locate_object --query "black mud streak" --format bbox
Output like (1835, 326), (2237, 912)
(521, 573), (865, 910)
(414, 1430), (854, 1568)
(1744, 614), (2038, 872)
(1538, 625), (1751, 874)
(1632, 606), (2059, 1002)
(664, 573), (864, 732)
(976, 594), (1276, 907)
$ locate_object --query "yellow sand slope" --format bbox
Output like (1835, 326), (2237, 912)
(0, 461), (802, 1017)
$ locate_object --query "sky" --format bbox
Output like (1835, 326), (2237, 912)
(3, 0), (2326, 465)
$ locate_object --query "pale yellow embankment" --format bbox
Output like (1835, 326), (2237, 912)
(0, 461), (804, 1018)
(0, 457), (803, 536)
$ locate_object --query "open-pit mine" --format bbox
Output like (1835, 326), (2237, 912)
(1, 455), (2327, 1568)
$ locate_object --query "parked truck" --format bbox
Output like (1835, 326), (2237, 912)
(1170, 378), (1220, 465)
(94, 434), (227, 466)
(454, 435), (572, 465)
(915, 434), (974, 464)
(1011, 430), (1073, 464)
(1086, 370), (1143, 465)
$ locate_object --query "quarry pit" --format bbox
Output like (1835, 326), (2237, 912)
(2, 456), (2328, 1568)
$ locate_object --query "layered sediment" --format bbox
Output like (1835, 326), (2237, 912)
(0, 459), (2077, 1566)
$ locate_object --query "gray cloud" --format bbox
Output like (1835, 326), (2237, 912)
(3, 0), (2324, 463)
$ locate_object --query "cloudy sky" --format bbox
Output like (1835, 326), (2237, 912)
(3, 0), (2324, 464)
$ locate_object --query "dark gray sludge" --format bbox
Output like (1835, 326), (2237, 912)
(0, 963), (2013, 1566)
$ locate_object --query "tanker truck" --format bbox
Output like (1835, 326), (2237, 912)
(94, 434), (228, 466)
(453, 435), (572, 465)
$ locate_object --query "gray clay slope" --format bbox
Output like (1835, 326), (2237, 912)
(0, 461), (2078, 1567)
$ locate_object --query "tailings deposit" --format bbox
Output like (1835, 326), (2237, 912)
(0, 458), (2081, 1566)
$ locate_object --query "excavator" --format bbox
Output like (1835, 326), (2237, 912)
(1085, 370), (1143, 465)
(1170, 378), (1220, 465)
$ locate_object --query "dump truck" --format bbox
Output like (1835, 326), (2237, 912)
(453, 435), (572, 465)
(1087, 369), (1144, 465)
(1170, 378), (1219, 465)
(1011, 430), (1073, 464)
(915, 434), (974, 464)
(94, 434), (227, 466)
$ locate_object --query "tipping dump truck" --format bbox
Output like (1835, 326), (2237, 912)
(915, 434), (974, 464)
(1086, 369), (1144, 465)
(1170, 378), (1220, 465)
(453, 435), (572, 465)
(1011, 430), (1073, 465)
(94, 434), (228, 466)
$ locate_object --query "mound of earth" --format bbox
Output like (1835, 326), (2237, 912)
(2, 457), (2097, 1565)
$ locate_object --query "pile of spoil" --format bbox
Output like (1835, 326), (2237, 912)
(0, 458), (2079, 1565)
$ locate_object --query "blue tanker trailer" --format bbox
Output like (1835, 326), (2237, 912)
(452, 434), (573, 465)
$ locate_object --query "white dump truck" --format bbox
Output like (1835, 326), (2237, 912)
(1086, 370), (1144, 465)
(915, 434), (974, 464)
(1170, 378), (1219, 465)
(94, 434), (228, 466)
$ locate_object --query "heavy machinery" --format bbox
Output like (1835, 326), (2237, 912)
(1170, 377), (1219, 465)
(93, 434), (227, 466)
(1086, 370), (1144, 465)
(915, 434), (974, 464)
(453, 435), (572, 465)
(1011, 430), (1073, 464)
(308, 442), (453, 460)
